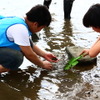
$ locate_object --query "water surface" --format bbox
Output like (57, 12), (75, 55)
(0, 0), (100, 100)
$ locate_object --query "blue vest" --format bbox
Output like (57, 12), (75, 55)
(0, 16), (32, 50)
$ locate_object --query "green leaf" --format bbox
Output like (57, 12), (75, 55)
(64, 63), (72, 70)
(72, 55), (83, 61)
(71, 61), (79, 66)
(64, 55), (83, 70)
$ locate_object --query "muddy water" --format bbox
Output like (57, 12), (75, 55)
(0, 0), (100, 100)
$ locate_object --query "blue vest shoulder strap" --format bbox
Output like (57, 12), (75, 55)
(0, 16), (32, 50)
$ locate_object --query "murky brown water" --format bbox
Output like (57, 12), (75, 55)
(0, 0), (100, 100)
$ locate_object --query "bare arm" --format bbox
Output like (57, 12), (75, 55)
(20, 46), (44, 66)
(32, 45), (46, 57)
(32, 45), (58, 62)
(89, 37), (100, 57)
(80, 37), (100, 57)
(20, 46), (53, 69)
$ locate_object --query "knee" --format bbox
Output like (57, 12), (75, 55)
(0, 65), (10, 73)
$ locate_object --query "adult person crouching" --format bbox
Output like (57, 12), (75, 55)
(0, 5), (58, 73)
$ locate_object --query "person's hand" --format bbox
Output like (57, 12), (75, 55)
(42, 61), (53, 70)
(43, 52), (59, 62)
(80, 49), (90, 57)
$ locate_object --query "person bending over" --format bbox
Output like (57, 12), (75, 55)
(80, 4), (100, 58)
(0, 5), (58, 73)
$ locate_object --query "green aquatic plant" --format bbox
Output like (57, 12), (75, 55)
(64, 55), (83, 70)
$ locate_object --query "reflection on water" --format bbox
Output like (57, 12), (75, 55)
(0, 51), (99, 100)
(0, 0), (100, 100)
(43, 20), (74, 52)
(0, 20), (100, 100)
(1, 63), (99, 100)
(0, 67), (49, 100)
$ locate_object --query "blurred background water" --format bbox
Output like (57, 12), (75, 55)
(0, 0), (100, 100)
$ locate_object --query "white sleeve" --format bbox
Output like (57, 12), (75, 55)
(7, 24), (31, 46)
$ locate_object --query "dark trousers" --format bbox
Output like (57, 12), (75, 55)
(43, 0), (52, 9)
(0, 48), (23, 70)
(63, 0), (74, 19)
(43, 0), (74, 19)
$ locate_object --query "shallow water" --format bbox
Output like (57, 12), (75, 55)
(0, 0), (100, 100)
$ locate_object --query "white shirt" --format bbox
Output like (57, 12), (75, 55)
(7, 24), (30, 46)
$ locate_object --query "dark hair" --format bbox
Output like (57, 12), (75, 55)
(26, 4), (51, 27)
(83, 4), (100, 28)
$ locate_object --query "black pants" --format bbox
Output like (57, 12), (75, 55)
(0, 48), (23, 70)
(64, 0), (74, 19)
(43, 0), (52, 9)
(43, 0), (74, 19)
